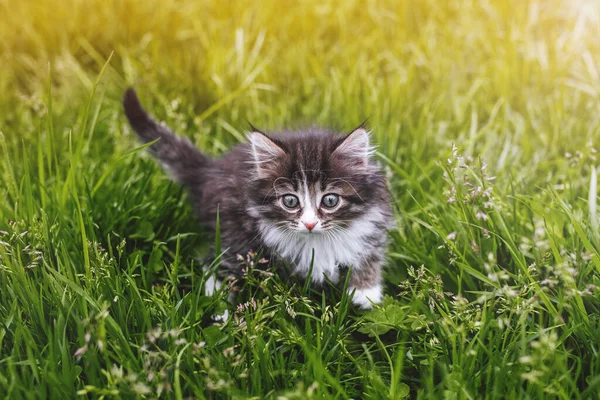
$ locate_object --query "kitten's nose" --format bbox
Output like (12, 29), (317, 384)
(303, 221), (318, 231)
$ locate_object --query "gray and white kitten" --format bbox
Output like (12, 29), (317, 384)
(123, 89), (393, 309)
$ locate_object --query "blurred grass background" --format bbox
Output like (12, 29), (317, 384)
(1, 0), (600, 398)
(3, 0), (599, 155)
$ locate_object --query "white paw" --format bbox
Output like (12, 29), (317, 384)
(204, 275), (221, 297)
(350, 284), (383, 309)
(204, 275), (233, 322)
(213, 309), (229, 322)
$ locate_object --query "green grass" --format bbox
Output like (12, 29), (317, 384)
(1, 0), (600, 398)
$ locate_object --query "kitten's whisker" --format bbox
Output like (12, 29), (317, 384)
(327, 178), (365, 202)
(322, 221), (352, 231)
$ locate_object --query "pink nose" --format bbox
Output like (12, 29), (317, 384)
(303, 221), (317, 231)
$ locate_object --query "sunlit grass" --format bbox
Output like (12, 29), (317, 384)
(1, 0), (600, 398)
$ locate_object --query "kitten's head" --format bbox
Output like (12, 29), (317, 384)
(246, 126), (389, 235)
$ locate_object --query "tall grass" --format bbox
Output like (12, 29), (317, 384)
(1, 0), (600, 398)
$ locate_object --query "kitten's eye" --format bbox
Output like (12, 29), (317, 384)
(321, 194), (340, 208)
(282, 194), (299, 209)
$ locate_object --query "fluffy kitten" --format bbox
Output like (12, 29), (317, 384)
(123, 89), (393, 309)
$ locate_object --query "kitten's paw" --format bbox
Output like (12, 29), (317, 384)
(213, 309), (229, 323)
(204, 275), (222, 297)
(350, 284), (383, 309)
(204, 275), (234, 322)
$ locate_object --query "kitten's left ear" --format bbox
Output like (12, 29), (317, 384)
(333, 125), (375, 167)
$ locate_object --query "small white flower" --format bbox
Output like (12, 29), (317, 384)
(476, 211), (489, 221)
(110, 364), (122, 379)
(132, 382), (151, 395)
(519, 356), (533, 364)
(74, 345), (88, 359)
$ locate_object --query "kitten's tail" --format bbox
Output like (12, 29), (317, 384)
(123, 88), (208, 186)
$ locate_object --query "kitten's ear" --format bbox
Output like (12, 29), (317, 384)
(333, 126), (375, 167)
(247, 132), (286, 177)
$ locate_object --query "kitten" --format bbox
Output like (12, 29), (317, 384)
(123, 89), (393, 309)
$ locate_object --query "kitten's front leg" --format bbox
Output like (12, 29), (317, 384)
(204, 262), (238, 322)
(205, 274), (236, 322)
(348, 259), (383, 309)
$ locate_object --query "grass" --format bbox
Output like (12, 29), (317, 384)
(1, 0), (600, 398)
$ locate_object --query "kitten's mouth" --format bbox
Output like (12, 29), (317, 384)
(302, 230), (319, 234)
(295, 228), (322, 235)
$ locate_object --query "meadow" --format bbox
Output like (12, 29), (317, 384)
(1, 0), (600, 398)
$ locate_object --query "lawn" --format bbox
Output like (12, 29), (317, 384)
(1, 0), (600, 398)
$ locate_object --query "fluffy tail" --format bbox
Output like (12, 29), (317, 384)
(123, 88), (208, 186)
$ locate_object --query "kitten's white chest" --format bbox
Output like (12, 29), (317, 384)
(290, 236), (347, 283)
(259, 211), (380, 284)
